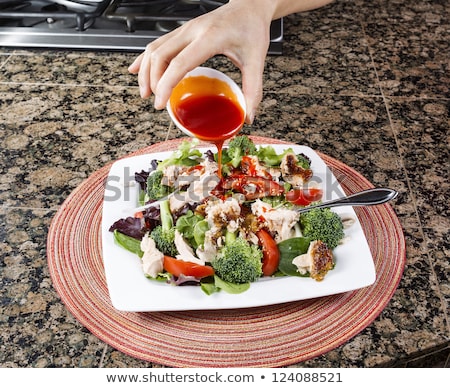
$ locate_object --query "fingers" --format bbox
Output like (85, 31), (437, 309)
(241, 65), (264, 125)
(238, 40), (269, 124)
(128, 23), (209, 106)
(128, 52), (152, 98)
(127, 30), (185, 101)
(148, 32), (194, 106)
(128, 53), (142, 74)
(154, 39), (216, 109)
(137, 50), (154, 99)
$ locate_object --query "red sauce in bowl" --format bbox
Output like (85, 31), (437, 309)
(174, 94), (244, 141)
(169, 75), (245, 177)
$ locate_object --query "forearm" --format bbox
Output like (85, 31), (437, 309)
(228, 0), (334, 21)
(272, 0), (335, 19)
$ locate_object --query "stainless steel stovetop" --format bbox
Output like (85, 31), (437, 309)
(0, 0), (283, 53)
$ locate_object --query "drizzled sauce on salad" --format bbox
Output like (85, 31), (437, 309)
(169, 75), (245, 176)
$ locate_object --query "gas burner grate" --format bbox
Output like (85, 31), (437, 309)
(0, 0), (111, 30)
(104, 0), (216, 32)
(0, 0), (282, 53)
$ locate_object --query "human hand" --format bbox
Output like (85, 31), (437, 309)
(128, 1), (274, 124)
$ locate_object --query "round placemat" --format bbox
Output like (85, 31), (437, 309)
(47, 136), (406, 367)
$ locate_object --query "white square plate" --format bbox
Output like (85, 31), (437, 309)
(101, 144), (375, 311)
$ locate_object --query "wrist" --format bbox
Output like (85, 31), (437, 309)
(227, 0), (335, 20)
(226, 0), (276, 23)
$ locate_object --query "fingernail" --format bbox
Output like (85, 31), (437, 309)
(139, 86), (147, 98)
(154, 95), (163, 110)
(247, 110), (255, 124)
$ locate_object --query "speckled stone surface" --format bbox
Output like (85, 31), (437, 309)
(0, 0), (448, 368)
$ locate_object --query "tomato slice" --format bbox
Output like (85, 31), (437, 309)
(285, 188), (323, 206)
(256, 229), (280, 276)
(163, 256), (215, 279)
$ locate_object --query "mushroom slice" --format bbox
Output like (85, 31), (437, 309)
(280, 152), (313, 186)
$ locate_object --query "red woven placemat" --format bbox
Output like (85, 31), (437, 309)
(47, 137), (405, 367)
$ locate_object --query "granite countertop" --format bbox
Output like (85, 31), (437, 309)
(0, 0), (448, 368)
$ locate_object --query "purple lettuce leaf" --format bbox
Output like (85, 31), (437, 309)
(109, 216), (147, 240)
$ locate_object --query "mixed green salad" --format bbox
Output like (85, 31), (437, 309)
(109, 136), (345, 295)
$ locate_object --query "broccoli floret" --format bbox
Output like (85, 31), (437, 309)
(146, 170), (171, 201)
(299, 208), (344, 250)
(150, 200), (178, 257)
(226, 135), (257, 168)
(212, 234), (263, 284)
